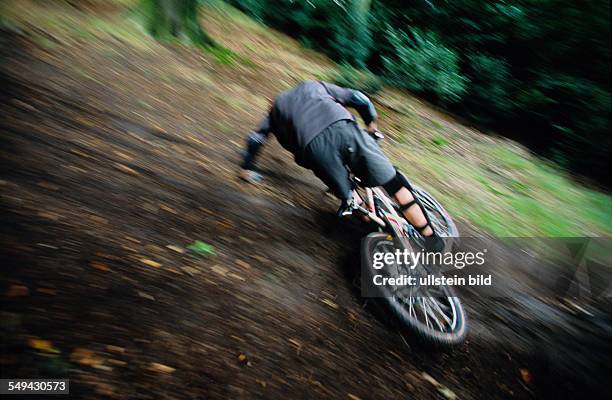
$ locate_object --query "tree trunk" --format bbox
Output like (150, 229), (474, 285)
(141, 0), (217, 48)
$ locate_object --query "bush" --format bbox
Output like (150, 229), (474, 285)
(332, 64), (383, 95)
(229, 0), (371, 67)
(227, 0), (266, 21)
(465, 54), (515, 119)
(531, 74), (611, 178)
(382, 28), (467, 103)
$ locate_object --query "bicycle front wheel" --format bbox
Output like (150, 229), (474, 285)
(362, 232), (468, 347)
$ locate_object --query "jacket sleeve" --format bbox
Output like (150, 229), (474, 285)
(320, 82), (378, 125)
(241, 112), (271, 170)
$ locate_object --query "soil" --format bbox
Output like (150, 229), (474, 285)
(0, 16), (609, 400)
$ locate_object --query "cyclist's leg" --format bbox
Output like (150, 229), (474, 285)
(302, 123), (353, 204)
(346, 124), (436, 236)
(382, 171), (434, 236)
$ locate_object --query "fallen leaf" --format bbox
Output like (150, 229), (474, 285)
(149, 362), (175, 373)
(37, 211), (61, 221)
(211, 265), (228, 276)
(239, 236), (254, 244)
(5, 285), (29, 297)
(421, 372), (438, 387)
(107, 359), (127, 366)
(94, 364), (113, 372)
(321, 299), (339, 309)
(89, 215), (108, 224)
(140, 259), (161, 268)
(113, 150), (133, 161)
(122, 245), (138, 253)
(519, 368), (533, 385)
(106, 345), (125, 353)
(144, 245), (163, 253)
(27, 338), (60, 354)
(187, 240), (215, 256)
(235, 260), (251, 270)
(348, 394), (362, 400)
(438, 386), (457, 400)
(114, 163), (139, 175)
(160, 204), (178, 214)
(227, 272), (246, 281)
(256, 379), (267, 388)
(90, 261), (110, 271)
(421, 372), (457, 400)
(70, 348), (104, 366)
(238, 353), (252, 365)
(181, 266), (198, 275)
(252, 255), (270, 264)
(137, 291), (155, 301)
(166, 245), (184, 253)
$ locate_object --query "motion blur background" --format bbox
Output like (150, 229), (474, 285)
(0, 1), (610, 399)
(229, 0), (611, 183)
(2, 0), (610, 237)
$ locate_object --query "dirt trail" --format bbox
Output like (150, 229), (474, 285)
(0, 12), (608, 400)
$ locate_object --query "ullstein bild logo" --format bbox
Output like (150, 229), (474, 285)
(360, 236), (612, 299)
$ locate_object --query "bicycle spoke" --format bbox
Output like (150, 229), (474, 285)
(428, 297), (453, 327)
(422, 298), (445, 331)
(420, 298), (431, 329)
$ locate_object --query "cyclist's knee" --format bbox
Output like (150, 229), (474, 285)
(382, 170), (413, 195)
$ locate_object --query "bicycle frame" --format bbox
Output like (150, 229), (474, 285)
(352, 186), (409, 239)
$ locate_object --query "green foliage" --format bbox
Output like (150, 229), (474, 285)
(332, 64), (382, 95)
(464, 54), (515, 119)
(230, 0), (610, 184)
(383, 28), (467, 103)
(229, 0), (372, 67)
(139, 0), (217, 48)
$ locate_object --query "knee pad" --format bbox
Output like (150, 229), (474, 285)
(382, 170), (414, 195)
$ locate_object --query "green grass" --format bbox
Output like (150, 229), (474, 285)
(431, 135), (448, 147)
(203, 45), (255, 67)
(405, 144), (612, 236)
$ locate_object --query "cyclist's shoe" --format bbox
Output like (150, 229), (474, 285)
(239, 169), (264, 184)
(337, 198), (356, 218)
(423, 234), (445, 253)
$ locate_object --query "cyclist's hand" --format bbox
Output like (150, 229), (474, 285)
(239, 169), (264, 183)
(366, 121), (384, 141)
(366, 121), (378, 134)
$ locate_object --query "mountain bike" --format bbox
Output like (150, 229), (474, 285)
(349, 152), (467, 347)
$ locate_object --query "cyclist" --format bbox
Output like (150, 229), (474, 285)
(239, 80), (442, 246)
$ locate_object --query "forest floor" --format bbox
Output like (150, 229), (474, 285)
(0, 1), (610, 399)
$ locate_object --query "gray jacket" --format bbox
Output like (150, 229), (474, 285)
(242, 80), (377, 169)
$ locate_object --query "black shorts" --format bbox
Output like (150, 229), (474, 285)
(301, 120), (396, 200)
